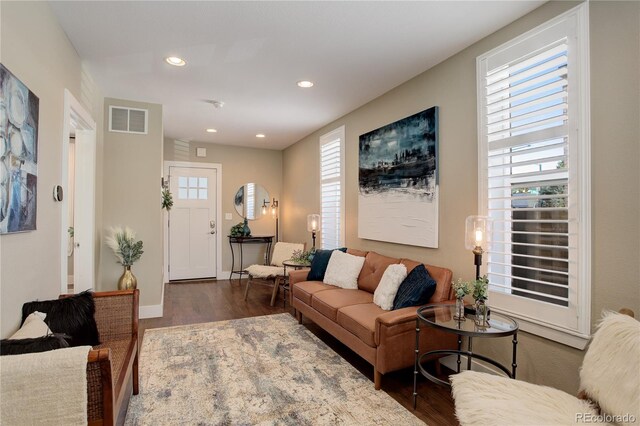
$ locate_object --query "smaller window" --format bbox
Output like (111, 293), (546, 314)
(319, 126), (345, 249)
(177, 176), (208, 200)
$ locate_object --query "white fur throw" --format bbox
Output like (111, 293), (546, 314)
(373, 264), (407, 310)
(451, 371), (602, 426)
(0, 345), (91, 425)
(579, 311), (640, 421)
(270, 242), (304, 267)
(246, 264), (285, 279)
(323, 250), (365, 289)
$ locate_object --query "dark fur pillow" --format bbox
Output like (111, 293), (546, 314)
(0, 334), (70, 355)
(21, 290), (100, 347)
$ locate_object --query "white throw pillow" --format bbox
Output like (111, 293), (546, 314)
(373, 264), (408, 310)
(323, 250), (365, 289)
(9, 311), (51, 339)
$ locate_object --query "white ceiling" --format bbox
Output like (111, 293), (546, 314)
(51, 1), (544, 150)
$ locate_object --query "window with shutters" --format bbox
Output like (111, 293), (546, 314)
(477, 4), (590, 348)
(319, 126), (345, 250)
(246, 183), (255, 220)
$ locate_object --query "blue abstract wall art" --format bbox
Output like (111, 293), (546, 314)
(0, 63), (39, 234)
(358, 107), (439, 248)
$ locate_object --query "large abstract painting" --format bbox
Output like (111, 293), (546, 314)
(0, 64), (39, 234)
(358, 107), (438, 248)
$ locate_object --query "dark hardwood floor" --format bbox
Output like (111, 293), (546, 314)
(139, 279), (458, 426)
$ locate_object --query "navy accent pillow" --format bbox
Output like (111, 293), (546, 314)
(307, 248), (347, 281)
(21, 290), (100, 347)
(392, 264), (437, 310)
(0, 334), (70, 355)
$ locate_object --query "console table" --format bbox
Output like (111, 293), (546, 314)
(413, 304), (519, 408)
(228, 235), (274, 280)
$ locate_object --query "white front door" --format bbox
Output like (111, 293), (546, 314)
(169, 166), (217, 280)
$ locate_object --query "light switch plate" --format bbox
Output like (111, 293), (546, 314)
(225, 213), (232, 220)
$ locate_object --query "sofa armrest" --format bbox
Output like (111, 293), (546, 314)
(289, 269), (310, 286)
(93, 290), (139, 343)
(87, 348), (114, 425)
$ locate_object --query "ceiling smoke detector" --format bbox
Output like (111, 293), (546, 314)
(205, 100), (225, 109)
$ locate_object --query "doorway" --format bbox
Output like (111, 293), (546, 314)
(164, 161), (222, 281)
(60, 89), (97, 294)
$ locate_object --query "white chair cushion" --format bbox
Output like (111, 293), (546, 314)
(271, 242), (304, 267)
(9, 311), (51, 339)
(323, 250), (365, 290)
(451, 371), (602, 426)
(246, 265), (285, 279)
(579, 311), (640, 421)
(373, 264), (407, 310)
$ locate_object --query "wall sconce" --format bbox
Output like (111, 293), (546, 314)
(260, 198), (279, 241)
(307, 214), (320, 250)
(465, 216), (492, 279)
(261, 200), (268, 216)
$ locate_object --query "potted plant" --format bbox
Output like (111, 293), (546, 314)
(161, 188), (173, 210)
(290, 249), (314, 265)
(452, 279), (471, 321)
(106, 226), (144, 290)
(472, 275), (490, 326)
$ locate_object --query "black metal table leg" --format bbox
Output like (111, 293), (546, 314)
(229, 239), (235, 280)
(467, 336), (473, 371)
(512, 331), (518, 379)
(457, 334), (462, 373)
(413, 317), (420, 409)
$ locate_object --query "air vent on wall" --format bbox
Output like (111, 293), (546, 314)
(109, 106), (148, 134)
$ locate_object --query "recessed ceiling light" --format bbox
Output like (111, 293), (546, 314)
(165, 56), (186, 67)
(297, 80), (314, 88)
(206, 128), (217, 133)
(256, 134), (266, 138)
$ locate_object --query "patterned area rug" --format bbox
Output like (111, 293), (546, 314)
(125, 313), (424, 425)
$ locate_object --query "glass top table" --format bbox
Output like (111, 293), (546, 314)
(413, 304), (519, 409)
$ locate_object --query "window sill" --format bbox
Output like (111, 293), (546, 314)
(491, 307), (591, 350)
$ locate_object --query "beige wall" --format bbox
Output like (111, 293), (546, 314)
(0, 1), (103, 337)
(163, 139), (283, 274)
(282, 1), (640, 394)
(101, 98), (164, 309)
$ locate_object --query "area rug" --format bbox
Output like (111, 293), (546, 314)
(125, 313), (424, 425)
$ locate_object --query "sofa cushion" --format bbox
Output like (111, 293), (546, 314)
(311, 289), (373, 321)
(392, 264), (437, 309)
(358, 252), (401, 293)
(324, 251), (366, 289)
(400, 259), (453, 303)
(9, 311), (51, 340)
(22, 291), (100, 347)
(373, 264), (408, 310)
(292, 281), (336, 305)
(307, 248), (347, 281)
(337, 303), (384, 347)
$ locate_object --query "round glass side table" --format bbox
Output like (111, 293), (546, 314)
(413, 304), (519, 409)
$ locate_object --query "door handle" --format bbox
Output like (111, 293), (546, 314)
(210, 230), (216, 235)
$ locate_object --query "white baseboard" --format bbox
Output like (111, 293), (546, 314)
(439, 354), (502, 376)
(139, 304), (163, 319)
(220, 271), (232, 279)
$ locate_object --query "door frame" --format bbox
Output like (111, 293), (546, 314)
(163, 161), (223, 281)
(60, 89), (97, 294)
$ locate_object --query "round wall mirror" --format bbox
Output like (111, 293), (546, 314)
(234, 183), (270, 220)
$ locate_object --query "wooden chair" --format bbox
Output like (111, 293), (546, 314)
(244, 242), (304, 306)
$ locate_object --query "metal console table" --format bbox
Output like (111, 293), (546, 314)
(228, 235), (274, 280)
(413, 304), (519, 409)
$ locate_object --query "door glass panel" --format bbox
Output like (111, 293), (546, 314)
(189, 177), (198, 187)
(178, 188), (188, 199)
(198, 189), (207, 200)
(178, 176), (188, 187)
(189, 188), (197, 199)
(199, 178), (208, 188)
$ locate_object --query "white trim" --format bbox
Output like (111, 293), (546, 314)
(163, 161), (223, 280)
(60, 89), (97, 294)
(476, 3), (591, 346)
(139, 304), (163, 319)
(221, 271), (232, 279)
(108, 105), (148, 134)
(319, 125), (346, 249)
(440, 355), (503, 376)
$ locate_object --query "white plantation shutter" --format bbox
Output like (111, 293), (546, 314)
(246, 183), (255, 220)
(477, 5), (590, 347)
(320, 126), (345, 250)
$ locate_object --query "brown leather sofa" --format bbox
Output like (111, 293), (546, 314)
(290, 249), (458, 390)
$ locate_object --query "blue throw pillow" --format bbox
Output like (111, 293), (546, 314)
(307, 248), (347, 281)
(392, 264), (437, 309)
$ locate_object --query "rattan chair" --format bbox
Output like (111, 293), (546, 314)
(64, 289), (139, 425)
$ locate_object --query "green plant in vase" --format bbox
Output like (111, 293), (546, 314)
(472, 275), (490, 326)
(106, 226), (144, 290)
(452, 279), (471, 321)
(290, 249), (314, 265)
